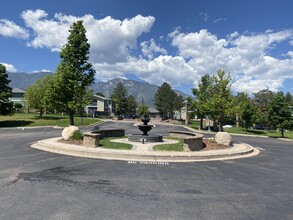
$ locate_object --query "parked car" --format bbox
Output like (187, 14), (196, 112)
(223, 125), (233, 129)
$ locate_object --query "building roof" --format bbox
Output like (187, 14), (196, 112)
(93, 95), (112, 101)
(12, 88), (26, 93)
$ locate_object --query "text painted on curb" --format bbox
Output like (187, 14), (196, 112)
(127, 161), (169, 165)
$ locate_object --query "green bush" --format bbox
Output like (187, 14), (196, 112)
(71, 130), (84, 140)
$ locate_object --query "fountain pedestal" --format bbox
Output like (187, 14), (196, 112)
(128, 116), (163, 143)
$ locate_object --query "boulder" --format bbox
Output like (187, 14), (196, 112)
(215, 132), (233, 146)
(62, 126), (79, 141)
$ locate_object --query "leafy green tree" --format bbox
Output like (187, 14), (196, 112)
(14, 103), (23, 109)
(174, 94), (185, 119)
(207, 69), (233, 131)
(126, 95), (138, 115)
(0, 64), (13, 116)
(154, 82), (178, 119)
(192, 74), (212, 129)
(45, 20), (95, 125)
(24, 75), (52, 117)
(137, 103), (149, 117)
(252, 89), (275, 128)
(268, 91), (293, 137)
(285, 92), (293, 106)
(111, 82), (128, 115)
(232, 92), (250, 128)
(241, 100), (257, 131)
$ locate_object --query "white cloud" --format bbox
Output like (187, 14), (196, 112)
(0, 62), (17, 72)
(93, 55), (198, 87)
(21, 9), (155, 63)
(32, 69), (53, 73)
(0, 19), (29, 39)
(169, 29), (293, 93)
(213, 18), (227, 23)
(199, 12), (209, 22)
(3, 9), (293, 94)
(141, 38), (167, 59)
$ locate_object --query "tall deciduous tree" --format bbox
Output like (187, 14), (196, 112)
(207, 69), (233, 131)
(0, 64), (13, 116)
(241, 100), (257, 131)
(232, 92), (251, 128)
(45, 20), (95, 125)
(192, 74), (212, 129)
(111, 82), (128, 115)
(137, 103), (149, 117)
(252, 89), (275, 128)
(24, 75), (52, 117)
(268, 91), (293, 137)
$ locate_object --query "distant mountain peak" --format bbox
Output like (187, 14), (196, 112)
(8, 72), (188, 108)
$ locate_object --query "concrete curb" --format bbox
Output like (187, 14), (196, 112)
(31, 137), (259, 163)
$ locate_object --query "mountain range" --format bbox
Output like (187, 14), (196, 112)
(8, 72), (188, 108)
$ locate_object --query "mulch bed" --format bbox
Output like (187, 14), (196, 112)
(58, 138), (230, 151)
(202, 139), (229, 151)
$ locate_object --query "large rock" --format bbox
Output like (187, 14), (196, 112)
(62, 126), (79, 141)
(215, 132), (233, 146)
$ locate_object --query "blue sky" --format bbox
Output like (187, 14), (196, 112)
(0, 0), (293, 95)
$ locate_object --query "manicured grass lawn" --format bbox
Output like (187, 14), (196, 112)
(0, 113), (101, 127)
(224, 127), (293, 139)
(187, 121), (293, 139)
(188, 120), (200, 130)
(153, 137), (184, 151)
(99, 137), (133, 150)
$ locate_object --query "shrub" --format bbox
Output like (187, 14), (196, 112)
(71, 130), (84, 140)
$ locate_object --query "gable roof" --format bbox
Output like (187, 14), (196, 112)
(12, 88), (26, 93)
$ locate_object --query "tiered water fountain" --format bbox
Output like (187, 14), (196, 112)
(128, 115), (163, 143)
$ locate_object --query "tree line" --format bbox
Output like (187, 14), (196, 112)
(1, 20), (292, 133)
(191, 69), (293, 137)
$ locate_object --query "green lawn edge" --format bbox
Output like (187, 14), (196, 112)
(153, 137), (184, 151)
(187, 123), (293, 139)
(99, 137), (133, 150)
(0, 113), (101, 128)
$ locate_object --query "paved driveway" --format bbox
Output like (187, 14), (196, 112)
(0, 122), (292, 220)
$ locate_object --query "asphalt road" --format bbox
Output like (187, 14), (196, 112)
(0, 121), (292, 220)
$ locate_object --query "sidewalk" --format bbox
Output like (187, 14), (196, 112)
(31, 137), (259, 163)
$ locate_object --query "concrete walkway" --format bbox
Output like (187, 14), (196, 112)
(31, 137), (259, 163)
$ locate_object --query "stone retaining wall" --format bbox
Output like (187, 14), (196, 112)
(92, 129), (125, 138)
(83, 132), (100, 148)
(169, 131), (204, 151)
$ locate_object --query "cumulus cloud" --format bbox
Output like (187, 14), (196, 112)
(21, 9), (155, 63)
(141, 38), (167, 59)
(32, 69), (53, 73)
(2, 9), (293, 94)
(0, 19), (29, 39)
(0, 62), (17, 72)
(169, 29), (293, 93)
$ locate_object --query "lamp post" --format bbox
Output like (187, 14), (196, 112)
(208, 114), (211, 132)
(183, 100), (188, 126)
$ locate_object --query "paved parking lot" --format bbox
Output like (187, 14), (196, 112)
(0, 122), (292, 219)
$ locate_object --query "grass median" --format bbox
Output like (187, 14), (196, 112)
(0, 113), (101, 127)
(153, 137), (184, 151)
(223, 127), (293, 139)
(186, 120), (293, 139)
(99, 137), (133, 150)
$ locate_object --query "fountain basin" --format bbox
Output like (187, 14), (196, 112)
(128, 134), (163, 142)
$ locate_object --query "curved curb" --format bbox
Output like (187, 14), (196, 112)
(31, 137), (259, 163)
